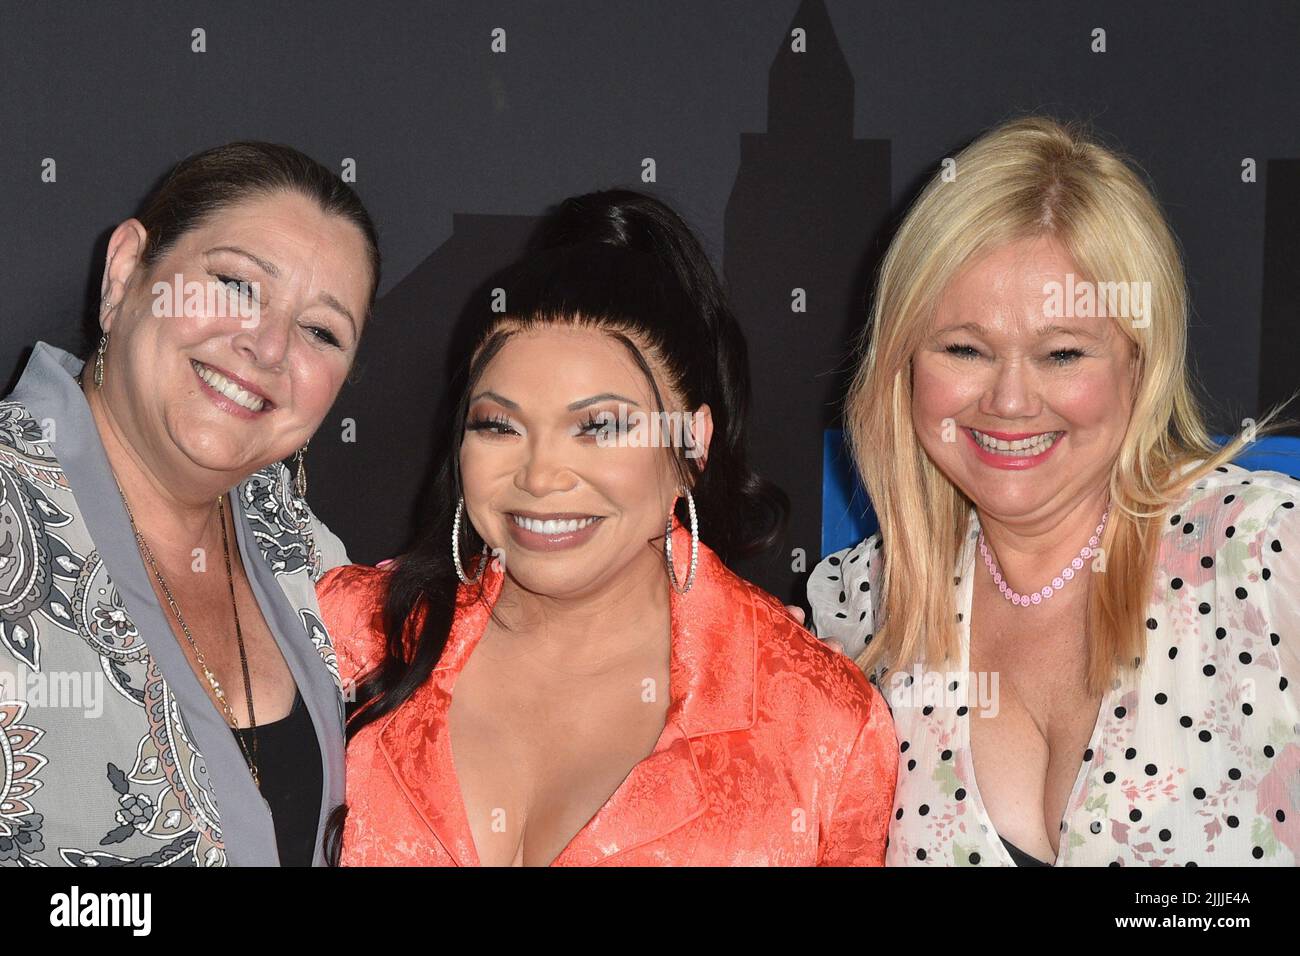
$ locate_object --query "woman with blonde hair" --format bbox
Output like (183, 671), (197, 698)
(808, 115), (1299, 866)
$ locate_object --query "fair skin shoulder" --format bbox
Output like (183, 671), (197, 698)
(86, 190), (371, 726)
(451, 324), (713, 866)
(909, 234), (1139, 860)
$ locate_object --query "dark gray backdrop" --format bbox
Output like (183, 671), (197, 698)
(4, 0), (1297, 603)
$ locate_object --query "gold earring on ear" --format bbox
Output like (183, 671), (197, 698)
(294, 441), (309, 498)
(93, 331), (109, 388)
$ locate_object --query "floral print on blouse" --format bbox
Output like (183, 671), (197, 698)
(808, 461), (1300, 866)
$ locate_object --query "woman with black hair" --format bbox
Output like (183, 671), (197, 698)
(318, 190), (896, 866)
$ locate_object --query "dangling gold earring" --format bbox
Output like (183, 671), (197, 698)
(93, 331), (108, 388)
(294, 441), (309, 497)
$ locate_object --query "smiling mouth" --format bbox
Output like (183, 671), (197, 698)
(968, 428), (1063, 456)
(191, 360), (273, 413)
(509, 513), (603, 535)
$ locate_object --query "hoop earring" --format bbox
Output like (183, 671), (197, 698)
(664, 486), (699, 594)
(293, 441), (309, 498)
(93, 331), (108, 388)
(452, 496), (490, 585)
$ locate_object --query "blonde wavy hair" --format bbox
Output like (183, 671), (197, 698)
(844, 115), (1292, 696)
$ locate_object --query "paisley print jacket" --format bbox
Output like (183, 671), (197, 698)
(0, 342), (350, 866)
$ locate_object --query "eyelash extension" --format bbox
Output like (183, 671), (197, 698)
(1047, 348), (1086, 364)
(465, 414), (517, 435)
(945, 343), (981, 358)
(577, 412), (619, 435)
(464, 413), (621, 438)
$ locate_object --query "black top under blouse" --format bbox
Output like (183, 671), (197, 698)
(231, 690), (322, 866)
(1001, 835), (1051, 867)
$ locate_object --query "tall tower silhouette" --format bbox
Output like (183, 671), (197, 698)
(723, 0), (891, 599)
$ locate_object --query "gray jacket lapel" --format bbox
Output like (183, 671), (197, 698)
(13, 343), (281, 865)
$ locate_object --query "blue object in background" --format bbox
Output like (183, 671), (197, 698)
(821, 428), (876, 558)
(1211, 433), (1300, 475)
(821, 430), (1300, 560)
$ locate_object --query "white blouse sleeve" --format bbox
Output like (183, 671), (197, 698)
(807, 533), (882, 661)
(1259, 496), (1300, 693)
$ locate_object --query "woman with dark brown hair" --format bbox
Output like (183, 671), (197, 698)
(0, 142), (378, 866)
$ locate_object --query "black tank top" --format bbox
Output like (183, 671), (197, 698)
(232, 690), (322, 866)
(1001, 835), (1051, 866)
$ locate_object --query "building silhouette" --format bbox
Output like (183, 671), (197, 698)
(723, 0), (891, 597)
(310, 213), (539, 560)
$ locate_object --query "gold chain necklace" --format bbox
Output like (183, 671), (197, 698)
(116, 484), (261, 788)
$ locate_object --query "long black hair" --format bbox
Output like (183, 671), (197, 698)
(322, 189), (788, 864)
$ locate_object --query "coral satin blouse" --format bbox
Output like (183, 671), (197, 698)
(316, 517), (897, 866)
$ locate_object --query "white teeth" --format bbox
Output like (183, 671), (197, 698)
(511, 514), (599, 535)
(970, 428), (1060, 456)
(193, 361), (266, 412)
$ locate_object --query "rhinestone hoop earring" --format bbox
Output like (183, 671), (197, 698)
(664, 487), (699, 594)
(452, 496), (491, 585)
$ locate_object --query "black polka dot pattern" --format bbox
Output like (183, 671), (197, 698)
(802, 466), (1300, 865)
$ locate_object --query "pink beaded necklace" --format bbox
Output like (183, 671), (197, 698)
(978, 506), (1110, 607)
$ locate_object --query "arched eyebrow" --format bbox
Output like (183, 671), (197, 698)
(467, 391), (642, 411)
(317, 291), (357, 335)
(468, 390), (518, 409)
(937, 321), (1100, 340)
(206, 245), (279, 277)
(567, 393), (641, 411)
(1033, 323), (1101, 340)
